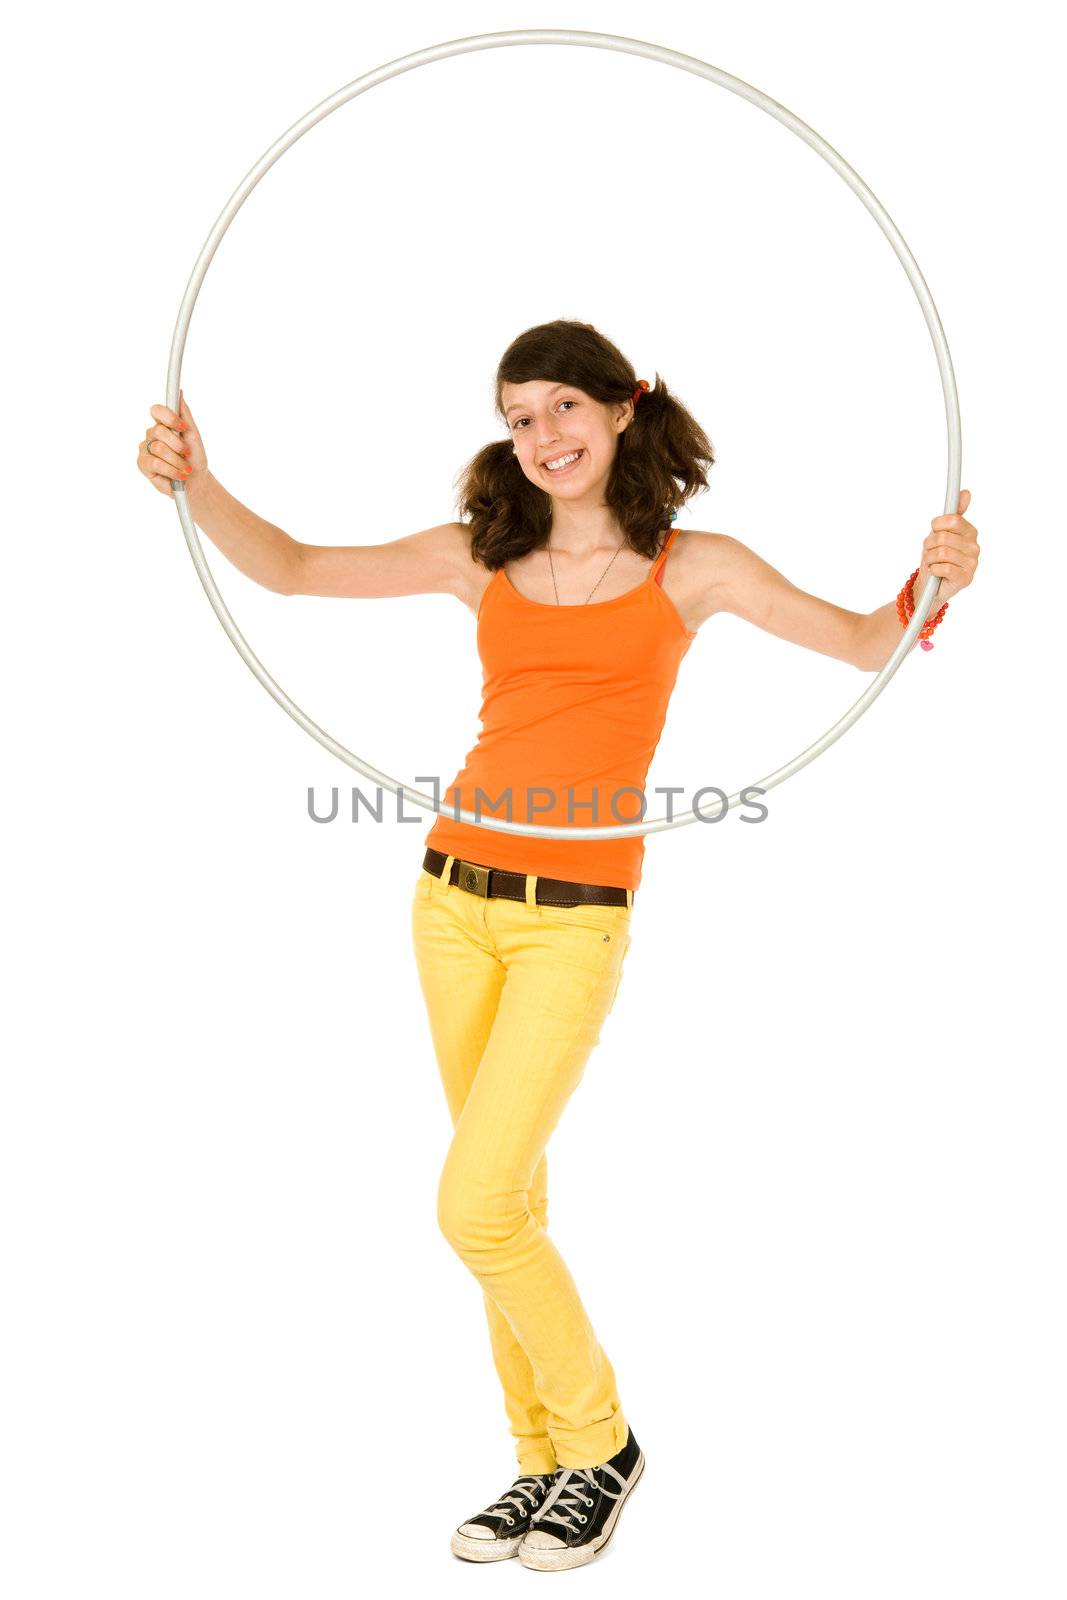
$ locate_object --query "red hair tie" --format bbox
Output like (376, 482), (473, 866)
(632, 379), (650, 406)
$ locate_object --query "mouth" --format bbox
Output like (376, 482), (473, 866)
(540, 448), (585, 477)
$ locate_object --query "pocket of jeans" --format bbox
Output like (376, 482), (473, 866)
(537, 898), (632, 939)
(415, 867), (438, 902)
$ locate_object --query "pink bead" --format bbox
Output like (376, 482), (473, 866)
(920, 638), (934, 651)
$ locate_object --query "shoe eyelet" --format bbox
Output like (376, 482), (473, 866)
(505, 1515), (514, 1525)
(578, 1513), (587, 1523)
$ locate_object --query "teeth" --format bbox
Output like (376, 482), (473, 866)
(545, 451), (582, 471)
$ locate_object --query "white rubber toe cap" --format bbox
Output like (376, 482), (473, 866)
(458, 1520), (506, 1539)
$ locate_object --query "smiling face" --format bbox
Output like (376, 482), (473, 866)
(502, 380), (633, 508)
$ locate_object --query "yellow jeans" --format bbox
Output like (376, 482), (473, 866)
(410, 854), (635, 1473)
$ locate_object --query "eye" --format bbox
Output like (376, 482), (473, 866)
(512, 399), (577, 431)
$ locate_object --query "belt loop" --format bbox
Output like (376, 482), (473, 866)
(626, 887), (633, 909)
(440, 853), (455, 891)
(525, 872), (538, 907)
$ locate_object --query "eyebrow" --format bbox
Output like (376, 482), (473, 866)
(504, 384), (570, 419)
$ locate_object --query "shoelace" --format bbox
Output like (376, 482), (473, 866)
(483, 1473), (555, 1526)
(535, 1463), (625, 1534)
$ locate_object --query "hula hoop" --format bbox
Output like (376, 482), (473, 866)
(166, 28), (960, 840)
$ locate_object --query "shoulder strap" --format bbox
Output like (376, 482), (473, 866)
(652, 525), (680, 586)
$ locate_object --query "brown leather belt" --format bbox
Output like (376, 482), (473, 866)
(422, 847), (632, 908)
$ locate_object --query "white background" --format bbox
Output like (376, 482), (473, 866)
(3, 3), (1064, 1596)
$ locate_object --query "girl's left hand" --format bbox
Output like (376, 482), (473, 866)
(916, 489), (980, 603)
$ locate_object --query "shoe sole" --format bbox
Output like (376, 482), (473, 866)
(517, 1449), (645, 1571)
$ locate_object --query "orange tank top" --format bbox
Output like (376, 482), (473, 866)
(424, 524), (696, 890)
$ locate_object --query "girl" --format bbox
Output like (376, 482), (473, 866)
(138, 319), (979, 1572)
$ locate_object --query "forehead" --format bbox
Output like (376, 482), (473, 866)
(502, 380), (584, 417)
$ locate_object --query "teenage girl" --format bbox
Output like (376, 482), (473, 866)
(137, 318), (979, 1572)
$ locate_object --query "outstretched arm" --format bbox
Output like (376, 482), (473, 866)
(284, 520), (473, 600)
(705, 491), (979, 670)
(183, 473), (472, 602)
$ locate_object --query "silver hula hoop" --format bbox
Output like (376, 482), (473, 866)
(166, 28), (960, 840)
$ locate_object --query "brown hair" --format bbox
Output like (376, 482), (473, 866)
(454, 319), (716, 569)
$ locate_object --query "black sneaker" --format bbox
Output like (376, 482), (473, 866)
(518, 1426), (645, 1570)
(450, 1471), (558, 1562)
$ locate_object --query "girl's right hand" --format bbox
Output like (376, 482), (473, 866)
(137, 391), (208, 497)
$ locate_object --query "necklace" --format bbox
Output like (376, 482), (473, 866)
(546, 540), (625, 605)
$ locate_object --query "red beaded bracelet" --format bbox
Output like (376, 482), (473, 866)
(897, 567), (949, 651)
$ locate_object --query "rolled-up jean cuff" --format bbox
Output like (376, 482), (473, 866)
(552, 1413), (629, 1470)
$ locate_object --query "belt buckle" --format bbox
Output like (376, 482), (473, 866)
(456, 859), (491, 897)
